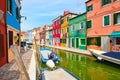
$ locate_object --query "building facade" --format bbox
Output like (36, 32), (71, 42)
(45, 25), (50, 45)
(60, 11), (78, 47)
(86, 0), (120, 52)
(53, 16), (62, 46)
(0, 0), (7, 67)
(40, 26), (46, 46)
(7, 0), (21, 62)
(49, 25), (53, 45)
(69, 13), (87, 50)
(35, 27), (41, 45)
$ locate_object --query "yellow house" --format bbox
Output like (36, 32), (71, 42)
(60, 11), (78, 47)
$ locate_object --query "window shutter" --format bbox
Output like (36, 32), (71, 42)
(102, 0), (104, 6)
(114, 13), (118, 24)
(104, 15), (110, 26)
(109, 0), (111, 3)
(90, 20), (92, 28)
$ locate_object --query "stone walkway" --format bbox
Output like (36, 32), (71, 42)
(45, 45), (91, 56)
(0, 48), (33, 80)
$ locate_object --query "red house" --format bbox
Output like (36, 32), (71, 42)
(0, 0), (7, 67)
(53, 16), (62, 46)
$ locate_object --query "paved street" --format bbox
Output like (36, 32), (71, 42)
(0, 49), (33, 80)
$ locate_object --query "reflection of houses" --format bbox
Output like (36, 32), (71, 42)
(69, 13), (87, 50)
(86, 0), (120, 52)
(0, 0), (7, 67)
(21, 31), (28, 42)
(60, 11), (78, 47)
(40, 26), (46, 46)
(53, 16), (62, 46)
(7, 0), (21, 62)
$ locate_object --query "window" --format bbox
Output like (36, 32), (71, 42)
(61, 19), (63, 24)
(103, 15), (110, 26)
(16, 7), (20, 20)
(114, 0), (118, 2)
(116, 38), (120, 45)
(63, 39), (66, 43)
(9, 31), (13, 48)
(80, 39), (86, 45)
(114, 12), (120, 24)
(87, 5), (93, 12)
(80, 22), (84, 29)
(72, 25), (75, 31)
(66, 16), (69, 22)
(0, 34), (4, 58)
(7, 0), (13, 14)
(102, 0), (111, 6)
(87, 20), (92, 29)
(67, 27), (69, 32)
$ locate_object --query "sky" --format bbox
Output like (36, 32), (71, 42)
(21, 0), (88, 31)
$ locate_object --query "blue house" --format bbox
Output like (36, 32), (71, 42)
(7, 0), (21, 62)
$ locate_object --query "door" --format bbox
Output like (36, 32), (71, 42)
(76, 38), (79, 48)
(0, 0), (7, 67)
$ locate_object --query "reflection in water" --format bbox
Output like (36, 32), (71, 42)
(41, 48), (120, 80)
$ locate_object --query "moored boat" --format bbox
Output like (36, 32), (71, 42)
(89, 49), (120, 65)
(41, 68), (80, 80)
(39, 48), (60, 63)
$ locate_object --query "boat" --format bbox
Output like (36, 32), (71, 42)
(89, 49), (120, 65)
(41, 68), (80, 80)
(39, 48), (60, 63)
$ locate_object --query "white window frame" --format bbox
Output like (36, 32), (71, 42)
(79, 21), (84, 29)
(103, 14), (111, 27)
(87, 20), (92, 29)
(114, 11), (120, 25)
(79, 38), (86, 46)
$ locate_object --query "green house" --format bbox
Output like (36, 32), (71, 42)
(69, 13), (87, 50)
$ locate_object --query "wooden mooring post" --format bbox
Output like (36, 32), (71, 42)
(11, 45), (30, 80)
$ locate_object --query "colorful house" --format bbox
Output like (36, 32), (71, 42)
(28, 30), (32, 43)
(40, 26), (46, 46)
(69, 13), (87, 50)
(60, 11), (78, 47)
(21, 31), (28, 42)
(49, 25), (53, 45)
(86, 0), (120, 52)
(0, 0), (7, 67)
(7, 0), (21, 62)
(53, 16), (62, 46)
(46, 25), (50, 45)
(35, 27), (41, 45)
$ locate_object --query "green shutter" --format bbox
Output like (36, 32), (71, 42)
(102, 0), (104, 6)
(104, 15), (110, 26)
(109, 0), (111, 3)
(81, 39), (85, 45)
(114, 13), (118, 24)
(97, 37), (101, 46)
(90, 20), (92, 28)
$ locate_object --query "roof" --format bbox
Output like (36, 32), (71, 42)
(85, 0), (92, 3)
(69, 12), (86, 21)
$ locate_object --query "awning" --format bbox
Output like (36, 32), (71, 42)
(108, 32), (120, 38)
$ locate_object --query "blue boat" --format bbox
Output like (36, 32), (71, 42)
(39, 48), (60, 63)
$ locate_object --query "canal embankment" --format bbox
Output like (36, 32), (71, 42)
(45, 45), (91, 56)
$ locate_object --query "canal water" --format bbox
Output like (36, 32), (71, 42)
(40, 48), (120, 80)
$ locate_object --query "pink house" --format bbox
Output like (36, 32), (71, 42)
(86, 0), (120, 52)
(40, 26), (46, 46)
(53, 16), (62, 46)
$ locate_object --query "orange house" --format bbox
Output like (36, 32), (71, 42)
(86, 0), (120, 52)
